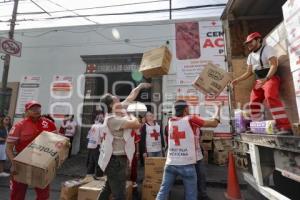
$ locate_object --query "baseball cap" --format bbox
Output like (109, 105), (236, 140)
(244, 32), (262, 44)
(25, 100), (41, 111)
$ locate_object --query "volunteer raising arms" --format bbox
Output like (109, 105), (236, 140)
(97, 83), (151, 200)
(156, 100), (220, 200)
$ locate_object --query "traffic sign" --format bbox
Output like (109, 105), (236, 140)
(0, 37), (22, 57)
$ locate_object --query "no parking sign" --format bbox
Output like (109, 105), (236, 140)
(0, 37), (22, 57)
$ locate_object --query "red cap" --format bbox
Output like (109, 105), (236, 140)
(244, 32), (262, 44)
(25, 100), (41, 111)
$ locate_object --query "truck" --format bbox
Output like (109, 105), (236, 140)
(221, 0), (300, 199)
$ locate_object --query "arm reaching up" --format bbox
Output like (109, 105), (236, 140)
(122, 83), (151, 108)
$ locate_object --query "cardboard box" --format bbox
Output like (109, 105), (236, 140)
(222, 139), (233, 151)
(193, 63), (232, 98)
(213, 137), (233, 151)
(201, 141), (212, 151)
(14, 131), (70, 188)
(142, 180), (162, 200)
(292, 123), (300, 136)
(213, 150), (229, 165)
(201, 129), (214, 141)
(203, 150), (209, 164)
(144, 157), (166, 182)
(213, 139), (224, 151)
(77, 180), (132, 200)
(139, 46), (172, 78)
(78, 180), (104, 200)
(60, 176), (94, 200)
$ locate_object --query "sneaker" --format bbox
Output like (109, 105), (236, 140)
(0, 172), (10, 177)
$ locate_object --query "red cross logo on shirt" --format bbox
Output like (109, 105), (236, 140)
(170, 126), (186, 146)
(150, 129), (160, 141)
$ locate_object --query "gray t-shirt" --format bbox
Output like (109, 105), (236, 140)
(107, 115), (128, 155)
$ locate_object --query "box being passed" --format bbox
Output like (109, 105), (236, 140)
(193, 63), (232, 98)
(14, 131), (70, 189)
(139, 46), (172, 78)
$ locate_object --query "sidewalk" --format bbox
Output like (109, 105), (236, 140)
(0, 153), (264, 200)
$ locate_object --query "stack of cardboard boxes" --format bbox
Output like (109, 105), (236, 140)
(200, 130), (214, 163)
(60, 177), (94, 200)
(232, 140), (249, 170)
(142, 157), (166, 200)
(60, 177), (132, 200)
(212, 137), (233, 165)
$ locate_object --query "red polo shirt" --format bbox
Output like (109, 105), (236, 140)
(7, 117), (57, 153)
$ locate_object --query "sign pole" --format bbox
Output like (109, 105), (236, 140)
(0, 0), (19, 114)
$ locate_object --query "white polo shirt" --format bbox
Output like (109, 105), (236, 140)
(247, 45), (277, 71)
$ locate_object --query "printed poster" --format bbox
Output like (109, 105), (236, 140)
(49, 75), (73, 119)
(15, 76), (41, 117)
(282, 0), (300, 72)
(172, 20), (230, 134)
(174, 20), (226, 85)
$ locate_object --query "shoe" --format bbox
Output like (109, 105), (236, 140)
(0, 172), (10, 177)
(132, 182), (138, 188)
(276, 129), (292, 135)
(199, 196), (212, 200)
(93, 175), (102, 180)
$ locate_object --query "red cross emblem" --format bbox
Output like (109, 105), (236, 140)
(170, 126), (186, 146)
(150, 129), (160, 141)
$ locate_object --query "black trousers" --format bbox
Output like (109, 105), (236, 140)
(87, 146), (103, 177)
(66, 136), (73, 158)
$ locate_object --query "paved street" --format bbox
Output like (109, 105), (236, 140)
(0, 153), (265, 200)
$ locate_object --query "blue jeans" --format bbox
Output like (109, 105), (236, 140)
(148, 151), (162, 157)
(156, 164), (197, 200)
(195, 159), (208, 199)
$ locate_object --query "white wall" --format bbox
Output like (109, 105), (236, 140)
(0, 20), (176, 154)
(0, 17), (221, 153)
